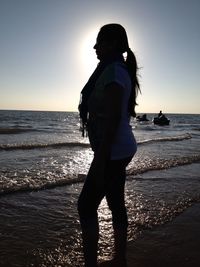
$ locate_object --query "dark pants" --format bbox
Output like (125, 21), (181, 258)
(78, 156), (132, 267)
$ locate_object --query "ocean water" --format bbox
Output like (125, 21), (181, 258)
(0, 110), (200, 266)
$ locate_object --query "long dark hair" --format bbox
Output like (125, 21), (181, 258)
(98, 24), (140, 117)
(126, 48), (140, 117)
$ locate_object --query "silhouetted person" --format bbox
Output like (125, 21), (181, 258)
(158, 110), (163, 117)
(78, 23), (140, 267)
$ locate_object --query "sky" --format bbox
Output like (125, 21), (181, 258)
(0, 0), (199, 114)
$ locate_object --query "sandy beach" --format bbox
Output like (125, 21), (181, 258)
(126, 203), (200, 267)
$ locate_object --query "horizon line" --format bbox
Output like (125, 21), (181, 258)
(0, 109), (199, 115)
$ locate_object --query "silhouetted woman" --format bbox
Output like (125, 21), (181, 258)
(78, 23), (140, 267)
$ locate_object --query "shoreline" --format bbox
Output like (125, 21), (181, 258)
(126, 203), (200, 267)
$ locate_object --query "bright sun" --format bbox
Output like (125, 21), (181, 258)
(80, 30), (99, 76)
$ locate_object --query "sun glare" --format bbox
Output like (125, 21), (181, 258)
(80, 30), (99, 76)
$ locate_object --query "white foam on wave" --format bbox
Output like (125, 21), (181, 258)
(138, 133), (192, 145)
(1, 154), (200, 196)
(0, 133), (192, 151)
(0, 142), (90, 150)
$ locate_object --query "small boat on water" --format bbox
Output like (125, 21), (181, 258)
(136, 114), (149, 122)
(153, 115), (170, 126)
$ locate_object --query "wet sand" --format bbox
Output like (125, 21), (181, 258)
(126, 203), (200, 267)
(0, 183), (200, 267)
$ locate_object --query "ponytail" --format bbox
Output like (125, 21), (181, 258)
(125, 48), (140, 117)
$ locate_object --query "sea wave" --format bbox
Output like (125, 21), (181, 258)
(0, 128), (34, 134)
(139, 133), (192, 145)
(127, 154), (200, 176)
(0, 133), (192, 151)
(0, 142), (90, 150)
(0, 154), (200, 196)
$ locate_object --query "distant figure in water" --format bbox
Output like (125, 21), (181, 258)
(78, 23), (140, 267)
(158, 110), (163, 118)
